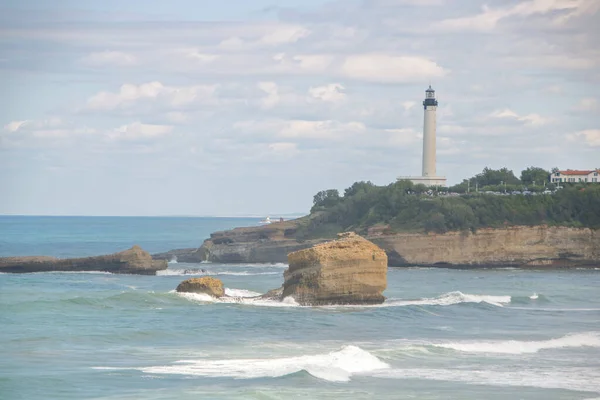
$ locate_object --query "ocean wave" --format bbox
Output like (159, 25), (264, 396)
(137, 345), (389, 382)
(176, 290), (512, 309)
(433, 332), (600, 354)
(370, 366), (600, 393)
(175, 290), (299, 308)
(157, 269), (280, 277)
(378, 291), (511, 308)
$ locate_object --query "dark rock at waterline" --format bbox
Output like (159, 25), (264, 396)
(151, 248), (204, 263)
(0, 245), (168, 275)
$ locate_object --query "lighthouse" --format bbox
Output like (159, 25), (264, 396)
(422, 86), (438, 177)
(397, 86), (447, 187)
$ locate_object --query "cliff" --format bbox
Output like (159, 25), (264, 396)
(0, 245), (168, 275)
(369, 226), (599, 268)
(283, 232), (387, 305)
(193, 221), (599, 268)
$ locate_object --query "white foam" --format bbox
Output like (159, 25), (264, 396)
(139, 345), (389, 382)
(224, 288), (262, 298)
(530, 293), (539, 300)
(216, 271), (280, 276)
(157, 269), (279, 277)
(378, 291), (511, 308)
(176, 290), (299, 308)
(370, 366), (600, 393)
(434, 332), (600, 354)
(169, 256), (178, 264)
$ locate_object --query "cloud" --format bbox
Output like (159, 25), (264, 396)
(80, 51), (137, 67)
(341, 54), (447, 83)
(567, 129), (600, 147)
(4, 120), (29, 132)
(307, 84), (346, 103)
(578, 98), (599, 111)
(490, 108), (552, 126)
(234, 119), (366, 141)
(439, 0), (599, 32)
(108, 122), (173, 141)
(86, 82), (218, 111)
(268, 142), (298, 153)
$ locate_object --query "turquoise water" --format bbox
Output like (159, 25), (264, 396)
(1, 217), (600, 399)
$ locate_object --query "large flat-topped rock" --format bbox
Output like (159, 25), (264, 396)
(283, 232), (388, 305)
(0, 245), (168, 275)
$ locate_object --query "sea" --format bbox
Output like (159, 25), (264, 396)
(1, 216), (600, 400)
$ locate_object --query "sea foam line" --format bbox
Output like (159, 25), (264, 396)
(370, 366), (600, 393)
(433, 332), (600, 354)
(136, 345), (389, 382)
(176, 290), (512, 309)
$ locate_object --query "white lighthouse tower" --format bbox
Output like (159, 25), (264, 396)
(398, 86), (447, 186)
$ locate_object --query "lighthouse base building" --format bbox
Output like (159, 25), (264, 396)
(398, 86), (447, 187)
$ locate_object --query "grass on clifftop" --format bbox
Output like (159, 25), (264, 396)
(303, 180), (600, 235)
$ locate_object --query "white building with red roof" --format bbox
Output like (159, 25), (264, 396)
(551, 169), (600, 184)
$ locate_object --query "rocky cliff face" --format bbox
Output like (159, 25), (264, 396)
(195, 219), (329, 263)
(370, 226), (599, 268)
(0, 245), (168, 275)
(194, 222), (599, 268)
(283, 232), (387, 305)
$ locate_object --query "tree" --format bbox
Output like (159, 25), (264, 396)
(521, 166), (550, 186)
(312, 189), (341, 209)
(475, 167), (521, 186)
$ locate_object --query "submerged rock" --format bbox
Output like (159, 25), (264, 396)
(0, 245), (168, 275)
(282, 232), (388, 306)
(176, 277), (225, 298)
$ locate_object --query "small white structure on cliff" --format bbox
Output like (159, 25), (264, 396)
(398, 86), (447, 187)
(551, 169), (600, 183)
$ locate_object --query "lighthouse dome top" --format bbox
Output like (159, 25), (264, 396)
(425, 85), (435, 92)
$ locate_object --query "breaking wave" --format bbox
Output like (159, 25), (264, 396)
(433, 332), (600, 354)
(175, 290), (299, 308)
(157, 269), (280, 277)
(371, 366), (600, 393)
(381, 291), (511, 308)
(136, 345), (389, 382)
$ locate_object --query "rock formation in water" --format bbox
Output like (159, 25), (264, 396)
(176, 277), (225, 297)
(0, 245), (168, 275)
(184, 218), (599, 269)
(282, 232), (388, 305)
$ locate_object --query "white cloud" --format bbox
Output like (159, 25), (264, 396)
(86, 82), (218, 111)
(578, 98), (599, 111)
(401, 101), (416, 112)
(341, 54), (447, 83)
(4, 120), (29, 132)
(268, 142), (298, 153)
(108, 122), (173, 141)
(259, 26), (310, 46)
(568, 129), (600, 147)
(490, 108), (552, 126)
(81, 51), (137, 67)
(257, 82), (281, 109)
(234, 119), (366, 141)
(308, 84), (346, 103)
(439, 0), (598, 31)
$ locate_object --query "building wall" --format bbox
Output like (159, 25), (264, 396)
(550, 171), (600, 183)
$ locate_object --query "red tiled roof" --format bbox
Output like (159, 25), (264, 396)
(559, 170), (595, 175)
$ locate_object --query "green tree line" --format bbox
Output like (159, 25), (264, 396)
(307, 167), (600, 235)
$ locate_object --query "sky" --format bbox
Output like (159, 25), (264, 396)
(0, 0), (599, 216)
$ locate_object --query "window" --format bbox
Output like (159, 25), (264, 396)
(595, 172), (598, 176)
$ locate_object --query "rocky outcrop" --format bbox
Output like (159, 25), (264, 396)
(282, 232), (387, 305)
(370, 226), (600, 268)
(196, 218), (329, 263)
(0, 246), (168, 275)
(192, 222), (599, 269)
(176, 277), (225, 297)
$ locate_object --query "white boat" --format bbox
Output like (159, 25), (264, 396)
(259, 216), (272, 224)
